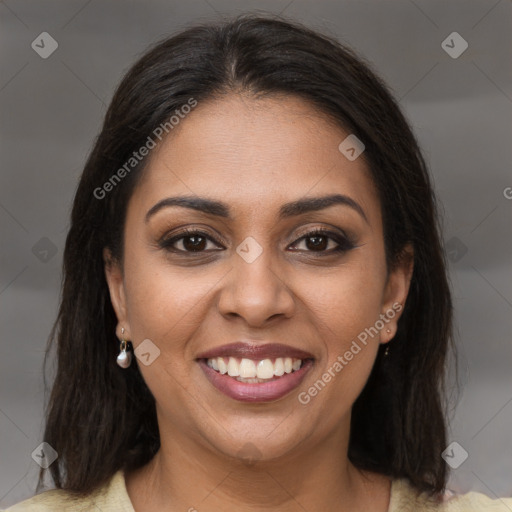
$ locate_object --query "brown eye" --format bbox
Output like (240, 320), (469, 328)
(290, 229), (355, 254)
(304, 234), (329, 251)
(181, 234), (207, 252)
(160, 230), (222, 253)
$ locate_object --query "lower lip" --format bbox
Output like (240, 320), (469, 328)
(198, 359), (314, 403)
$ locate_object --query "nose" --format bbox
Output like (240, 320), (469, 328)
(217, 246), (296, 327)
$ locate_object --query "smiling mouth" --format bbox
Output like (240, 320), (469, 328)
(197, 355), (315, 402)
(196, 341), (316, 402)
(203, 356), (311, 383)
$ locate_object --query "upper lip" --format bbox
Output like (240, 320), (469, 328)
(196, 342), (314, 361)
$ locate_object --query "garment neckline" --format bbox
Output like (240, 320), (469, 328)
(115, 469), (408, 512)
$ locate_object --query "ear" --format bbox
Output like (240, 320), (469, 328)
(103, 247), (130, 339)
(380, 243), (414, 344)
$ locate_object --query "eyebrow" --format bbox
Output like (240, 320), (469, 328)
(145, 194), (369, 224)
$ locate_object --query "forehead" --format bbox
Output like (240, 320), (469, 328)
(130, 94), (380, 226)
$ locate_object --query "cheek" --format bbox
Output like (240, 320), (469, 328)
(120, 251), (211, 424)
(299, 250), (386, 401)
(304, 253), (387, 343)
(297, 272), (384, 425)
(122, 248), (206, 344)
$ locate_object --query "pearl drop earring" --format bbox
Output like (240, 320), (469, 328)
(116, 327), (132, 368)
(384, 328), (392, 356)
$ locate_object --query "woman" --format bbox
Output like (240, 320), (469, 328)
(5, 13), (511, 512)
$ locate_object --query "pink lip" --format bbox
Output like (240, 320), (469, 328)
(198, 358), (314, 403)
(196, 341), (314, 361)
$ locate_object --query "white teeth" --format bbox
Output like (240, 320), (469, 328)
(236, 377), (264, 383)
(227, 357), (240, 377)
(239, 358), (257, 378)
(274, 358), (285, 376)
(256, 359), (274, 379)
(206, 356), (305, 379)
(217, 357), (227, 374)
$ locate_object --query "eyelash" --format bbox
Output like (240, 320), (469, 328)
(159, 227), (356, 256)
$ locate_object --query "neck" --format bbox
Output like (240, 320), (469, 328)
(126, 416), (390, 512)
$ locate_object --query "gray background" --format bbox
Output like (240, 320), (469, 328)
(1, 0), (511, 507)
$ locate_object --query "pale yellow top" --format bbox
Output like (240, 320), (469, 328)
(3, 470), (512, 511)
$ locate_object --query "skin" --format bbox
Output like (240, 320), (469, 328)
(104, 93), (414, 512)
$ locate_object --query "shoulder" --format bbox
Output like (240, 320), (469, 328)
(390, 478), (512, 511)
(1, 488), (77, 512)
(1, 470), (134, 512)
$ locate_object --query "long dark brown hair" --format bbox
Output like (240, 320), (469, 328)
(39, 12), (455, 499)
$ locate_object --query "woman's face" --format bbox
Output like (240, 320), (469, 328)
(105, 94), (412, 463)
